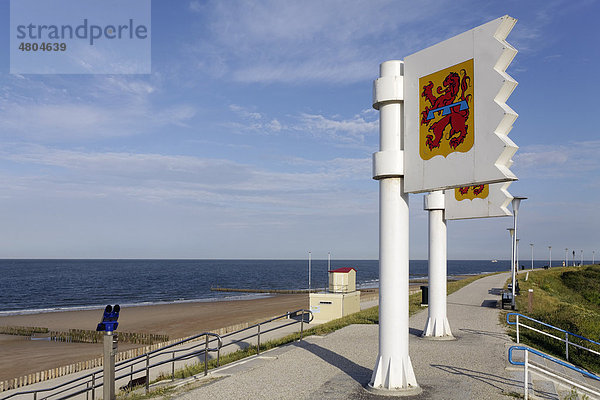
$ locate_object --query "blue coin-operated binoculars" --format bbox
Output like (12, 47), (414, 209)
(97, 304), (120, 332)
(97, 305), (120, 400)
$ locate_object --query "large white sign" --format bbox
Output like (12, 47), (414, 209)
(444, 182), (513, 220)
(404, 15), (518, 193)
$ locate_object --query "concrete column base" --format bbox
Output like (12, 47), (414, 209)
(422, 316), (454, 339)
(368, 354), (420, 393)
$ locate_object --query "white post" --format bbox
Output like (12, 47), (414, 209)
(103, 331), (116, 400)
(368, 60), (420, 394)
(508, 228), (515, 310)
(423, 190), (453, 338)
(511, 197), (525, 309)
(516, 238), (520, 272)
(524, 350), (529, 400)
(308, 251), (311, 290)
(530, 243), (534, 270)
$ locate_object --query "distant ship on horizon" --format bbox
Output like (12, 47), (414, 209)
(491, 259), (498, 263)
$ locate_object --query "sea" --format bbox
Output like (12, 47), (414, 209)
(0, 258), (554, 316)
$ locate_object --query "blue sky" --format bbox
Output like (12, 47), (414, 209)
(0, 0), (598, 260)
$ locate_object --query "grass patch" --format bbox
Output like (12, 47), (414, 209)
(508, 265), (600, 374)
(117, 384), (176, 400)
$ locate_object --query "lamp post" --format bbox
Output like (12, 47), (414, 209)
(565, 248), (568, 267)
(572, 250), (575, 267)
(508, 228), (515, 309)
(548, 246), (552, 268)
(580, 250), (584, 266)
(516, 238), (520, 272)
(593, 250), (595, 265)
(308, 251), (312, 290)
(510, 197), (526, 309)
(530, 243), (534, 270)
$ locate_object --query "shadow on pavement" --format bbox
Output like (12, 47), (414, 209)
(447, 301), (499, 309)
(489, 288), (504, 295)
(481, 299), (499, 308)
(295, 341), (372, 386)
(458, 328), (511, 340)
(431, 364), (522, 392)
(409, 327), (424, 337)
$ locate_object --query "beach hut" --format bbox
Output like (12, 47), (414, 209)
(309, 267), (361, 323)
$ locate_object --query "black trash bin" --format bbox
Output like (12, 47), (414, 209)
(420, 285), (428, 305)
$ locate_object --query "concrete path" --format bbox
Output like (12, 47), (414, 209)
(173, 273), (527, 399)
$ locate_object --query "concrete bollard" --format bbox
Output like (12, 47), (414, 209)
(528, 289), (533, 313)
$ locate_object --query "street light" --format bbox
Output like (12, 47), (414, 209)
(548, 246), (552, 268)
(593, 250), (595, 265)
(508, 228), (515, 309)
(511, 197), (526, 277)
(516, 238), (520, 271)
(572, 250), (575, 267)
(530, 243), (534, 270)
(308, 251), (312, 290)
(565, 248), (568, 267)
(580, 250), (584, 266)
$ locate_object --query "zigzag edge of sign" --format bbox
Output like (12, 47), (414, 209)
(493, 16), (519, 181)
(499, 180), (513, 217)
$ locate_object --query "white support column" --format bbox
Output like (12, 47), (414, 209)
(368, 60), (420, 394)
(422, 191), (453, 339)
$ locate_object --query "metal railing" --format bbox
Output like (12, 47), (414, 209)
(508, 346), (600, 400)
(1, 309), (312, 400)
(506, 313), (600, 363)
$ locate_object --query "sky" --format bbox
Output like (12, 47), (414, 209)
(0, 0), (599, 260)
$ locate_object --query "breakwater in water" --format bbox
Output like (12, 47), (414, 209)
(211, 287), (322, 294)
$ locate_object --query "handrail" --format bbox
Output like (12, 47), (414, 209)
(506, 313), (600, 362)
(508, 346), (600, 381)
(508, 346), (600, 400)
(1, 308), (313, 400)
(507, 313), (600, 346)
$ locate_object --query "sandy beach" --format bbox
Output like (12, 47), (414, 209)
(0, 294), (309, 382)
(0, 286), (399, 383)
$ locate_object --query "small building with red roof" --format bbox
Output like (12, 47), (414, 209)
(328, 267), (357, 293)
(310, 267), (360, 324)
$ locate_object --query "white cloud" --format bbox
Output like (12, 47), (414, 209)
(226, 103), (377, 145)
(0, 145), (374, 215)
(188, 0), (463, 83)
(295, 112), (377, 144)
(229, 104), (263, 120)
(0, 75), (195, 141)
(225, 104), (285, 135)
(189, 1), (202, 13)
(514, 140), (600, 178)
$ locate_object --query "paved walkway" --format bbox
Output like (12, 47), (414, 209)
(173, 273), (526, 399)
